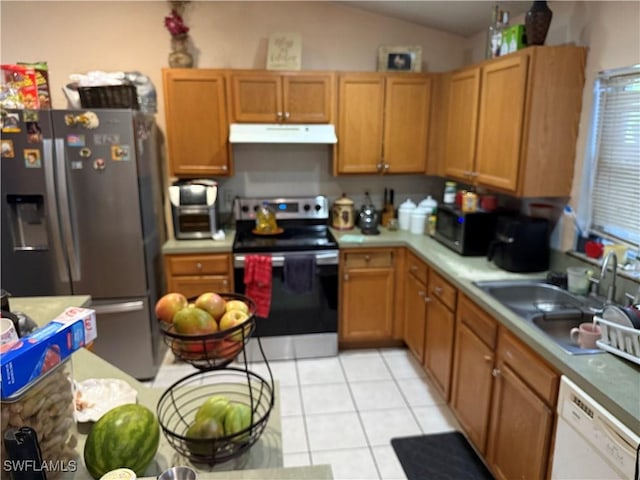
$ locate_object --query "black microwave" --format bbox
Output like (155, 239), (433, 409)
(433, 204), (498, 256)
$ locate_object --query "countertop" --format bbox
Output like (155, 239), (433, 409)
(10, 296), (332, 480)
(161, 227), (640, 435)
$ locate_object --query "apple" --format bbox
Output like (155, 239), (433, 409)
(195, 292), (226, 320)
(195, 395), (231, 424)
(173, 306), (218, 335)
(216, 338), (243, 360)
(219, 309), (250, 341)
(155, 292), (188, 323)
(185, 417), (225, 456)
(224, 300), (249, 315)
(224, 402), (252, 442)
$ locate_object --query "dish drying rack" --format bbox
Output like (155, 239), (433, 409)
(593, 316), (640, 365)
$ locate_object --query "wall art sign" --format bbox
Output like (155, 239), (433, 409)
(267, 32), (302, 70)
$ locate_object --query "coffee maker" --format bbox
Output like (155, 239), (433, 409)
(169, 179), (218, 239)
(488, 215), (550, 272)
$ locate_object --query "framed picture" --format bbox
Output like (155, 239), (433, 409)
(377, 45), (422, 72)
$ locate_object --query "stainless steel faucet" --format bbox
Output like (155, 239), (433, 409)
(598, 251), (618, 304)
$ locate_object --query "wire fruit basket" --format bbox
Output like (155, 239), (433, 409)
(159, 293), (256, 370)
(156, 366), (274, 465)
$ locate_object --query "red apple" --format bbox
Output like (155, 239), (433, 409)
(195, 292), (227, 320)
(155, 292), (188, 323)
(219, 309), (250, 341)
(216, 338), (242, 360)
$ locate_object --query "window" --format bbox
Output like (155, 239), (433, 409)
(580, 65), (640, 249)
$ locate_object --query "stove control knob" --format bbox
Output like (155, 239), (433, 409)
(253, 205), (259, 212)
(314, 204), (322, 212)
(303, 204), (311, 212)
(241, 205), (249, 213)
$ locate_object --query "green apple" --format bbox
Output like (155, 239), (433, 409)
(185, 417), (224, 456)
(219, 309), (250, 341)
(195, 395), (231, 424)
(224, 402), (252, 443)
(224, 300), (249, 315)
(173, 306), (217, 335)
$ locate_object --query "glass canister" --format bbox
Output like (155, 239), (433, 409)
(1, 358), (78, 478)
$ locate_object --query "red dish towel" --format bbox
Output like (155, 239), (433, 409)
(244, 255), (272, 318)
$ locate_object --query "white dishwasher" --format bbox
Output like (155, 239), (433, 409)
(551, 376), (639, 480)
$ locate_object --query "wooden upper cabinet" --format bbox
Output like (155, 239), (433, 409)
(475, 55), (528, 192)
(162, 69), (231, 177)
(384, 75), (431, 173)
(336, 74), (385, 174)
(229, 71), (334, 124)
(444, 67), (481, 181)
(336, 73), (432, 175)
(443, 46), (587, 197)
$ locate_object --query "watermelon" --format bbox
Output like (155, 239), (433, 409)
(84, 403), (160, 479)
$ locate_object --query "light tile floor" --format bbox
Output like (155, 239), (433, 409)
(149, 347), (461, 480)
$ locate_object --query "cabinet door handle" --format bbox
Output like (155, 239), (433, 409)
(284, 111), (290, 119)
(364, 255), (371, 262)
(221, 165), (228, 171)
(483, 355), (493, 363)
(418, 290), (426, 297)
(195, 262), (203, 270)
(276, 112), (283, 121)
(344, 273), (349, 281)
(410, 265), (418, 272)
(222, 279), (228, 286)
(471, 171), (479, 178)
(376, 162), (383, 172)
(491, 368), (501, 377)
(383, 163), (390, 172)
(424, 296), (432, 303)
(434, 286), (443, 296)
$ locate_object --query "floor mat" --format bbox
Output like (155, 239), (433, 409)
(391, 431), (494, 480)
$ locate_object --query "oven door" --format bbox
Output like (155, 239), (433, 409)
(233, 250), (339, 360)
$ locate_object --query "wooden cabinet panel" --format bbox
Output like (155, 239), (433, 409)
(428, 270), (457, 312)
(424, 296), (455, 400)
(162, 69), (231, 177)
(164, 253), (233, 298)
(340, 248), (396, 343)
(487, 362), (554, 480)
(383, 76), (431, 173)
(406, 250), (428, 284)
(458, 294), (498, 350)
(404, 266), (427, 362)
(450, 321), (495, 454)
(337, 74), (385, 174)
(475, 55), (529, 192)
(444, 67), (481, 182)
(498, 330), (559, 405)
(230, 71), (334, 124)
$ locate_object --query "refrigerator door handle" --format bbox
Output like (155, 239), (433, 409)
(92, 300), (145, 315)
(54, 139), (81, 282)
(43, 139), (71, 283)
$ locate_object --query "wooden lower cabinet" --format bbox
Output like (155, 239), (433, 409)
(403, 252), (428, 361)
(423, 271), (457, 401)
(339, 249), (396, 343)
(450, 295), (558, 480)
(486, 330), (558, 480)
(450, 294), (498, 454)
(164, 253), (233, 298)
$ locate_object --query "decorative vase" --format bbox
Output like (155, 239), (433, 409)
(525, 1), (553, 46)
(169, 34), (193, 68)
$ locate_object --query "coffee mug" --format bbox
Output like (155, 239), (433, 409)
(567, 267), (590, 295)
(0, 317), (18, 351)
(570, 322), (601, 349)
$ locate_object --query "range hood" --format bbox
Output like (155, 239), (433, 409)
(229, 123), (337, 144)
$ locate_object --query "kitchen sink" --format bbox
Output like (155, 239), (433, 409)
(474, 279), (605, 355)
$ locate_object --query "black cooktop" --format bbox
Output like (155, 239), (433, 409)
(233, 221), (338, 253)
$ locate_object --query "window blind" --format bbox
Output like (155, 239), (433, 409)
(587, 66), (640, 247)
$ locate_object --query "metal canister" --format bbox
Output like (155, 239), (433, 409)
(332, 194), (355, 230)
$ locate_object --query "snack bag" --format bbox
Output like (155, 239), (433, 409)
(19, 61), (51, 109)
(0, 64), (39, 109)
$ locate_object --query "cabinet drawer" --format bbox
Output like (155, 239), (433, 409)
(166, 254), (230, 276)
(344, 250), (393, 269)
(457, 294), (498, 350)
(428, 270), (457, 311)
(406, 250), (428, 284)
(498, 330), (559, 405)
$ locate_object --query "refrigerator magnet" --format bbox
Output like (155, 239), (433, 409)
(79, 147), (92, 158)
(26, 122), (42, 143)
(1, 113), (20, 133)
(24, 149), (41, 168)
(23, 110), (39, 122)
(1, 140), (15, 158)
(67, 134), (85, 147)
(93, 133), (120, 145)
(111, 145), (130, 161)
(93, 158), (106, 171)
(71, 160), (83, 170)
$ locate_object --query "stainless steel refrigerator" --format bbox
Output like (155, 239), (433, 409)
(1, 108), (166, 380)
